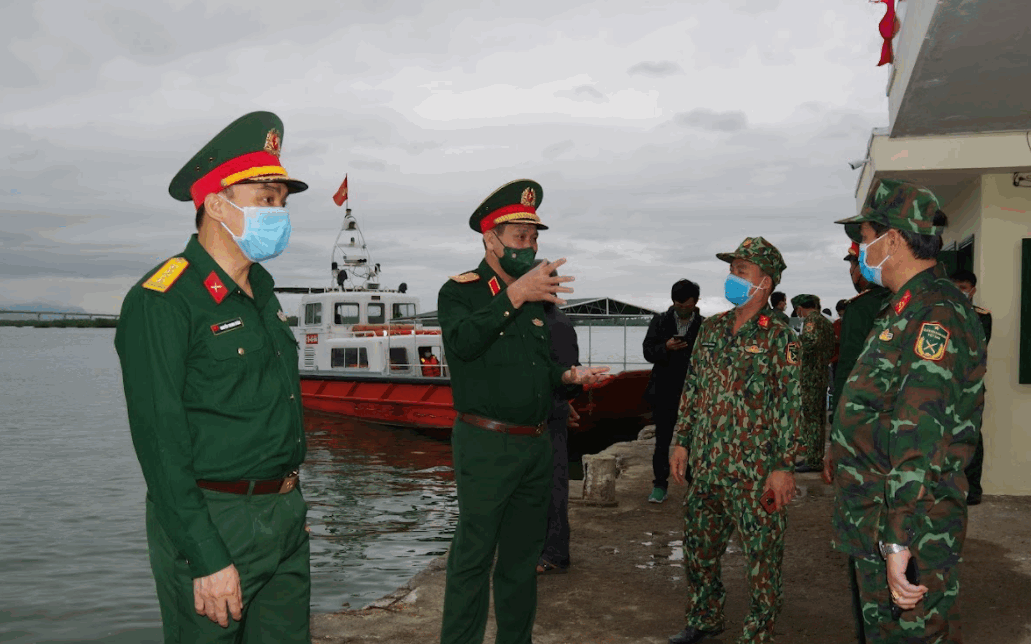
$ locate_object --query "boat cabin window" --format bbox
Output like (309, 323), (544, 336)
(334, 303), (359, 325)
(392, 303), (417, 319)
(331, 347), (369, 369)
(368, 303), (385, 324)
(389, 347), (409, 371)
(304, 303), (322, 325)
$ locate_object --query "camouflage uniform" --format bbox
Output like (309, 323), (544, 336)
(674, 237), (802, 644)
(791, 297), (835, 468)
(831, 180), (987, 643)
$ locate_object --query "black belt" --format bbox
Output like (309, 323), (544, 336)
(196, 470), (299, 495)
(457, 412), (546, 436)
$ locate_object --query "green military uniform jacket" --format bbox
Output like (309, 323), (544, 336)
(674, 307), (803, 489)
(437, 260), (577, 425)
(115, 235), (305, 577)
(975, 306), (992, 344)
(771, 310), (791, 327)
(830, 286), (891, 418)
(800, 310), (835, 391)
(829, 264), (986, 566)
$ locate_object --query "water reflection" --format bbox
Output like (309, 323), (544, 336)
(301, 414), (458, 612)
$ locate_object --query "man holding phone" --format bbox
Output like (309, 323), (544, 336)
(667, 237), (802, 644)
(643, 279), (704, 503)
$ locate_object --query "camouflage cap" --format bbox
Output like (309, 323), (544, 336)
(791, 294), (820, 309)
(835, 179), (942, 242)
(716, 236), (787, 286)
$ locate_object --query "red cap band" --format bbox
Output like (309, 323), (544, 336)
(479, 203), (540, 233)
(189, 151), (287, 209)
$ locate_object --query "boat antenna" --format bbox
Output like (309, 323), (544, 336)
(330, 207), (380, 290)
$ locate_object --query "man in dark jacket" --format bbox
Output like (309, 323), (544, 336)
(643, 279), (703, 503)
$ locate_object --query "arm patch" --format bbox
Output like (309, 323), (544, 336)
(786, 342), (800, 365)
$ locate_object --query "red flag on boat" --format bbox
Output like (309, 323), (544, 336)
(333, 174), (349, 206)
(876, 0), (900, 66)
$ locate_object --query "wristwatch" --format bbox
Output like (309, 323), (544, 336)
(878, 541), (908, 558)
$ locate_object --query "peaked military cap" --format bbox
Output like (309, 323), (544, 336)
(791, 293), (820, 309)
(169, 111), (308, 209)
(716, 236), (787, 286)
(469, 179), (548, 233)
(835, 179), (942, 242)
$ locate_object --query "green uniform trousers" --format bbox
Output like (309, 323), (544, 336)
(681, 480), (786, 644)
(852, 556), (961, 644)
(801, 378), (829, 468)
(146, 488), (311, 643)
(440, 419), (553, 644)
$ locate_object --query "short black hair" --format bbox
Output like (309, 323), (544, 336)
(836, 299), (848, 313)
(951, 269), (977, 286)
(869, 209), (948, 260)
(671, 279), (699, 302)
(770, 291), (786, 307)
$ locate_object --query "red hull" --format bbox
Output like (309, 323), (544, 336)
(300, 370), (652, 433)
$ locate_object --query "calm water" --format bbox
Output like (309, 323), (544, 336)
(0, 325), (645, 643)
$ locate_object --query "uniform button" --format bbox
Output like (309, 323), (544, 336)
(238, 347), (245, 355)
(503, 311), (510, 317)
(500, 331), (504, 336)
(277, 350), (282, 357)
(532, 362), (536, 366)
(290, 394), (296, 400)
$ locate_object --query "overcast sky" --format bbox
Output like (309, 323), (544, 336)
(2, 0), (898, 317)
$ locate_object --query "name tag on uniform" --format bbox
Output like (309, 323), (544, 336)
(211, 318), (244, 336)
(701, 341), (716, 349)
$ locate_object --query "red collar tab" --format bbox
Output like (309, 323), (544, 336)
(758, 315), (770, 329)
(488, 276), (501, 297)
(204, 271), (230, 304)
(894, 290), (912, 315)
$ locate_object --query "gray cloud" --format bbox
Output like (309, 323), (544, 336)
(675, 109), (749, 132)
(627, 61), (684, 77)
(543, 141), (575, 160)
(92, 7), (177, 59)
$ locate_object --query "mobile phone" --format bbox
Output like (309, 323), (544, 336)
(759, 488), (777, 513)
(889, 557), (920, 620)
(672, 334), (688, 342)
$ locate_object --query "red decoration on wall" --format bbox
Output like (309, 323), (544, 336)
(876, 0), (900, 66)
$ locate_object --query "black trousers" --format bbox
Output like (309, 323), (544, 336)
(541, 400), (571, 568)
(651, 400), (680, 490)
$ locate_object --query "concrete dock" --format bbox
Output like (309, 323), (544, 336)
(312, 434), (1031, 644)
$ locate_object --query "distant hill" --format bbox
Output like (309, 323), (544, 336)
(1, 301), (86, 313)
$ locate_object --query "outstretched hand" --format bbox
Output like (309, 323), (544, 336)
(507, 259), (574, 308)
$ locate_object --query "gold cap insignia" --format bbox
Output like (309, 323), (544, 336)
(521, 187), (536, 207)
(264, 129), (282, 157)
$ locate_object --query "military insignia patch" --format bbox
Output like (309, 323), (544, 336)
(915, 322), (950, 361)
(878, 329), (894, 341)
(758, 315), (770, 329)
(277, 309), (288, 322)
(204, 271), (229, 304)
(532, 318), (544, 327)
(143, 258), (188, 293)
(210, 318), (244, 336)
(804, 321), (814, 333)
(449, 272), (481, 283)
(786, 342), (800, 365)
(488, 276), (501, 296)
(264, 129), (282, 157)
(745, 345), (765, 354)
(520, 187), (536, 207)
(894, 290), (912, 315)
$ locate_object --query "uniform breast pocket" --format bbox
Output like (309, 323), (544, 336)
(192, 331), (271, 410)
(742, 355), (771, 403)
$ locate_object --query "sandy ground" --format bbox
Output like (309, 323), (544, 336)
(311, 434), (1031, 644)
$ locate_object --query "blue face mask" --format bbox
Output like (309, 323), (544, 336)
(858, 234), (890, 287)
(724, 274), (761, 306)
(221, 197), (292, 262)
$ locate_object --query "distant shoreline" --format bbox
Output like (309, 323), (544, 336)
(0, 319), (118, 328)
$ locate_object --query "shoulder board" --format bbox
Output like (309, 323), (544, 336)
(975, 306), (991, 315)
(143, 258), (188, 293)
(449, 272), (481, 283)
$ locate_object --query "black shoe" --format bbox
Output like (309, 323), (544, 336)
(967, 493), (982, 506)
(669, 626), (723, 644)
(795, 463), (821, 473)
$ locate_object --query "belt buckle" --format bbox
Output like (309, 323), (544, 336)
(279, 470), (299, 494)
(534, 423), (545, 437)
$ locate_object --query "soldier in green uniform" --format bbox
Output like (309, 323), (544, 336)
(791, 294), (835, 473)
(950, 269), (992, 506)
(437, 179), (609, 644)
(668, 237), (802, 644)
(831, 179), (987, 643)
(769, 291), (790, 326)
(114, 112), (311, 642)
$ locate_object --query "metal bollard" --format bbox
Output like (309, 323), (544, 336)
(581, 453), (618, 507)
